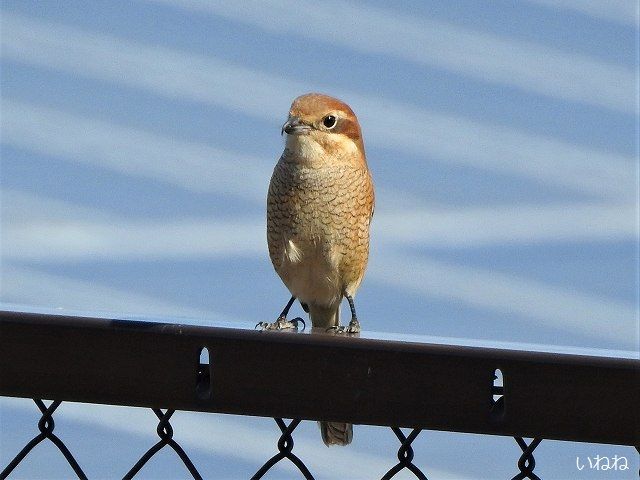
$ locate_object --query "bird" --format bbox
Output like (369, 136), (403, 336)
(261, 93), (375, 446)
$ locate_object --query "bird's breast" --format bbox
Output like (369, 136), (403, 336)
(267, 158), (373, 304)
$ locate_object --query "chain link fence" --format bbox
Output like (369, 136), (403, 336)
(2, 399), (550, 479)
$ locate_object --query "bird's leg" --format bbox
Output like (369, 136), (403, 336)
(328, 295), (361, 334)
(256, 295), (306, 331)
(345, 295), (361, 332)
(278, 295), (296, 318)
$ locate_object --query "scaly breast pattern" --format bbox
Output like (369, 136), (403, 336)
(267, 158), (374, 305)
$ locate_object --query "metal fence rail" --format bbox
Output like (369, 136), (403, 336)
(1, 310), (638, 479)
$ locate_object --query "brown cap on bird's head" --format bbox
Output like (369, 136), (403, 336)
(284, 93), (365, 159)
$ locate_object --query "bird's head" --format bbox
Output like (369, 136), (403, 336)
(281, 93), (366, 166)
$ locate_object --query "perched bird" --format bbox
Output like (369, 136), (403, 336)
(262, 93), (375, 446)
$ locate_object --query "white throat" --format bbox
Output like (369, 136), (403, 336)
(285, 134), (325, 162)
(284, 134), (359, 164)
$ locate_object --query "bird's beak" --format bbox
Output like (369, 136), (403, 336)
(281, 117), (310, 136)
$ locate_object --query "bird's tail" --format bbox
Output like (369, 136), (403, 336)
(308, 303), (340, 329)
(309, 303), (351, 445)
(319, 421), (353, 446)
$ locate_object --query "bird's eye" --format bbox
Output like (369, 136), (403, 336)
(322, 115), (337, 129)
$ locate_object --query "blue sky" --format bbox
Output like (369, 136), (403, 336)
(1, 1), (638, 478)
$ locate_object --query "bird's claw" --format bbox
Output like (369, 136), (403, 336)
(327, 318), (361, 335)
(256, 316), (306, 331)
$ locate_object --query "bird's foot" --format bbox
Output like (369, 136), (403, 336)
(256, 316), (306, 331)
(327, 318), (361, 335)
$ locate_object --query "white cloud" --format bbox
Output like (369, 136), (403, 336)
(4, 218), (265, 261)
(0, 264), (232, 322)
(374, 203), (638, 247)
(0, 13), (291, 120)
(2, 188), (265, 262)
(368, 251), (638, 347)
(1, 188), (119, 223)
(1, 15), (635, 200)
(149, 0), (636, 113)
(0, 100), (272, 203)
(526, 0), (638, 26)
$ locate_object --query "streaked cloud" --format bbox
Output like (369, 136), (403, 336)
(374, 203), (638, 248)
(5, 218), (265, 261)
(356, 96), (635, 201)
(1, 188), (119, 223)
(2, 188), (265, 262)
(1, 14), (635, 200)
(526, 0), (638, 26)
(149, 0), (636, 113)
(0, 12), (292, 120)
(0, 264), (231, 321)
(1, 100), (271, 203)
(368, 251), (638, 347)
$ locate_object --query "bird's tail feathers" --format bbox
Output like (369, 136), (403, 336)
(319, 421), (353, 446)
(308, 303), (340, 329)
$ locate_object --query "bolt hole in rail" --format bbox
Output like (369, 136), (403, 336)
(0, 310), (638, 479)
